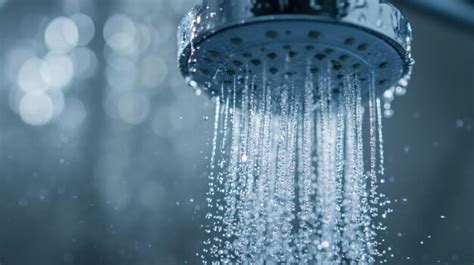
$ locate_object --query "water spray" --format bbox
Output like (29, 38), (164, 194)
(178, 0), (414, 263)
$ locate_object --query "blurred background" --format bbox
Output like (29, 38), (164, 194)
(0, 0), (472, 264)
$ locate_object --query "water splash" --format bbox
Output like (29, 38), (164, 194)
(203, 67), (389, 264)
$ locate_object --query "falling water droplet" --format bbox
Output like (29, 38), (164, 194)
(203, 65), (389, 263)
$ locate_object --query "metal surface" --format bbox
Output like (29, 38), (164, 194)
(178, 0), (414, 101)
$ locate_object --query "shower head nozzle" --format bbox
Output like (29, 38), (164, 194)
(178, 0), (414, 101)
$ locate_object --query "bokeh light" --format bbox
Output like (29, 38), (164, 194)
(17, 57), (49, 92)
(8, 11), (100, 127)
(70, 13), (95, 46)
(70, 47), (98, 79)
(48, 88), (66, 118)
(44, 17), (79, 52)
(19, 91), (54, 126)
(40, 52), (75, 89)
(103, 14), (136, 53)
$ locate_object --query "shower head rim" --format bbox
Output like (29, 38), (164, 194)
(178, 14), (412, 86)
(177, 0), (414, 103)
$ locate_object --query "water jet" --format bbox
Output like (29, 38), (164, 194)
(178, 1), (414, 263)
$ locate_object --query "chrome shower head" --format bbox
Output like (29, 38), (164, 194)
(177, 0), (414, 101)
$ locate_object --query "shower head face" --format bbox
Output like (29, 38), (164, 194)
(178, 0), (414, 101)
(182, 19), (401, 98)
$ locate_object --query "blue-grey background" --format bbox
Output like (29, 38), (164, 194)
(0, 0), (472, 264)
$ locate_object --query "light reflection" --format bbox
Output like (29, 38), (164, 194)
(48, 88), (66, 118)
(8, 12), (100, 126)
(103, 14), (136, 53)
(19, 91), (54, 126)
(44, 17), (79, 52)
(17, 57), (49, 92)
(70, 13), (95, 46)
(70, 47), (98, 79)
(40, 52), (75, 89)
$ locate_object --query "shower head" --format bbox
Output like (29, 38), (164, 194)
(177, 0), (414, 101)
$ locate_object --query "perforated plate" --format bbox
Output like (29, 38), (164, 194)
(183, 19), (404, 100)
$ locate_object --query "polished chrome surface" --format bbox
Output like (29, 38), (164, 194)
(178, 0), (414, 100)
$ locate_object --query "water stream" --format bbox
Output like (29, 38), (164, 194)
(203, 67), (390, 264)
